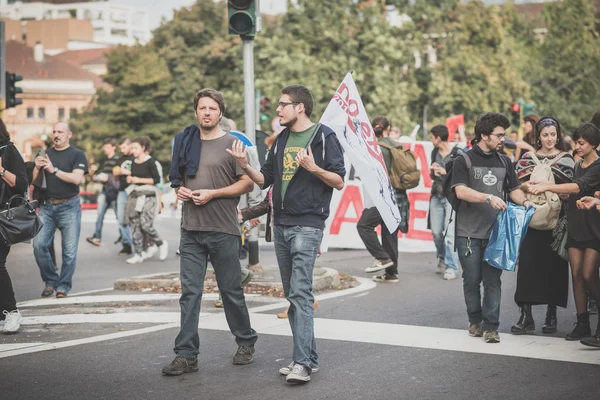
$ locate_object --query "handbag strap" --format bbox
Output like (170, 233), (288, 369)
(0, 144), (10, 208)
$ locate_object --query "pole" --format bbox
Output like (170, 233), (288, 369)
(422, 104), (429, 140)
(243, 37), (256, 145)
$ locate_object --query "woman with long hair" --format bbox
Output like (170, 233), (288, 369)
(0, 118), (29, 333)
(515, 114), (541, 161)
(124, 137), (168, 264)
(529, 123), (600, 341)
(511, 117), (574, 335)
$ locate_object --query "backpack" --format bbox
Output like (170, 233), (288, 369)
(525, 152), (565, 230)
(442, 149), (471, 211)
(378, 142), (421, 190)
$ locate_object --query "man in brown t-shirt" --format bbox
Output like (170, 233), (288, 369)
(162, 88), (258, 377)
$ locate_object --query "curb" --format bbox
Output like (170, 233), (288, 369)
(114, 266), (343, 293)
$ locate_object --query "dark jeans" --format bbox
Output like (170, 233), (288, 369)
(357, 207), (398, 275)
(33, 197), (82, 293)
(274, 225), (323, 368)
(174, 229), (257, 359)
(0, 244), (16, 316)
(456, 237), (503, 331)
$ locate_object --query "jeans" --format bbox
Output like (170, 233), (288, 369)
(429, 196), (459, 271)
(33, 197), (82, 293)
(175, 229), (257, 359)
(356, 207), (398, 275)
(92, 193), (117, 241)
(0, 244), (16, 314)
(274, 225), (323, 368)
(116, 191), (132, 246)
(456, 237), (502, 331)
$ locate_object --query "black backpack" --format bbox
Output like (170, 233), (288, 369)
(440, 147), (470, 211)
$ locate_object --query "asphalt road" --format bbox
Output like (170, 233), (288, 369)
(1, 211), (599, 400)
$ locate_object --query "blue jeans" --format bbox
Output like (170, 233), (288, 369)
(456, 237), (502, 331)
(33, 197), (82, 293)
(175, 229), (257, 359)
(116, 191), (132, 246)
(274, 225), (323, 369)
(429, 196), (459, 271)
(92, 193), (117, 241)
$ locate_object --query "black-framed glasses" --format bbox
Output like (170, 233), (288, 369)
(278, 101), (298, 108)
(490, 133), (506, 139)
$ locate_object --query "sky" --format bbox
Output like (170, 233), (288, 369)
(112, 0), (287, 31)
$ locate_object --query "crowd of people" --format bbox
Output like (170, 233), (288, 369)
(0, 84), (599, 382)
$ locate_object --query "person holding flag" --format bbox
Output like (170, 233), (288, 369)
(228, 84), (346, 384)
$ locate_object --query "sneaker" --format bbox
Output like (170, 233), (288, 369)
(483, 330), (500, 343)
(365, 259), (394, 273)
(372, 273), (399, 283)
(41, 286), (54, 298)
(161, 356), (199, 376)
(286, 363), (311, 383)
(0, 320), (4, 331)
(2, 310), (22, 333)
(142, 245), (158, 261)
(580, 333), (600, 348)
(436, 259), (446, 275)
(215, 295), (223, 308)
(468, 323), (483, 337)
(86, 237), (101, 247)
(233, 345), (255, 365)
(241, 268), (253, 287)
(119, 245), (133, 256)
(126, 254), (144, 264)
(443, 269), (458, 280)
(279, 362), (319, 376)
(158, 242), (169, 261)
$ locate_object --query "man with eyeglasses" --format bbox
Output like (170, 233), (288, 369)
(450, 112), (532, 344)
(228, 84), (346, 384)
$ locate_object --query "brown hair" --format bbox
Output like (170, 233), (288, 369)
(523, 114), (540, 144)
(132, 136), (152, 152)
(193, 88), (225, 115)
(265, 133), (278, 149)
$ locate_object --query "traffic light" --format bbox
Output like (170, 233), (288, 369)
(510, 103), (520, 127)
(5, 72), (23, 109)
(228, 0), (257, 37)
(259, 96), (270, 123)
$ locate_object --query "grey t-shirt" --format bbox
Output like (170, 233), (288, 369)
(181, 134), (245, 236)
(450, 146), (520, 240)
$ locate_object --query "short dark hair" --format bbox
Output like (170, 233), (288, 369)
(193, 88), (225, 115)
(0, 118), (11, 145)
(474, 112), (510, 141)
(590, 111), (600, 131)
(534, 117), (566, 151)
(119, 137), (131, 145)
(573, 123), (600, 148)
(281, 85), (313, 117)
(430, 124), (449, 141)
(103, 138), (117, 147)
(371, 116), (390, 138)
(131, 136), (152, 152)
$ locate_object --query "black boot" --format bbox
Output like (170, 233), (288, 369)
(542, 305), (558, 334)
(565, 312), (591, 341)
(580, 318), (600, 347)
(511, 305), (535, 334)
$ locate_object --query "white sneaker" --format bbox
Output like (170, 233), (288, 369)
(0, 319), (5, 331)
(159, 242), (169, 261)
(143, 245), (158, 260)
(443, 269), (458, 280)
(279, 362), (318, 376)
(365, 259), (394, 273)
(2, 310), (22, 333)
(126, 254), (144, 264)
(286, 363), (311, 383)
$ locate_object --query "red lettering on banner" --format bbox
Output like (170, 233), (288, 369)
(406, 192), (433, 241)
(412, 144), (432, 189)
(329, 185), (364, 235)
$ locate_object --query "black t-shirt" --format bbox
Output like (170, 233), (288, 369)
(567, 158), (600, 242)
(116, 154), (134, 192)
(45, 146), (89, 200)
(100, 155), (120, 195)
(451, 145), (520, 239)
(131, 157), (160, 184)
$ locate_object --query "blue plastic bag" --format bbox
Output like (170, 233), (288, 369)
(483, 203), (536, 272)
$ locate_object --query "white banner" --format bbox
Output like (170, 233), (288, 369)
(319, 72), (401, 235)
(325, 139), (437, 253)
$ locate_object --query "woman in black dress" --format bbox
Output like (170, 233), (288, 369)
(529, 123), (600, 341)
(512, 117), (574, 335)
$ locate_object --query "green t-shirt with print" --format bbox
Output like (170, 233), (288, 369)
(281, 124), (317, 201)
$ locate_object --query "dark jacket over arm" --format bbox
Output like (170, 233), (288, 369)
(0, 144), (29, 208)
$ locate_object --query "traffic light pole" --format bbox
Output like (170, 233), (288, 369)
(243, 37), (256, 145)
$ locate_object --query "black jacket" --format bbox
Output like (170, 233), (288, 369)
(261, 124), (346, 229)
(169, 125), (202, 188)
(0, 143), (29, 210)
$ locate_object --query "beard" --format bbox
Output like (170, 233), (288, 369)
(199, 121), (219, 131)
(280, 116), (297, 128)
